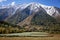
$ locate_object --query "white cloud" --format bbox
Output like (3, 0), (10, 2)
(0, 0), (7, 2)
(11, 2), (15, 6)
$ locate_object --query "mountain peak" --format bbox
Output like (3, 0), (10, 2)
(28, 2), (44, 7)
(0, 2), (60, 22)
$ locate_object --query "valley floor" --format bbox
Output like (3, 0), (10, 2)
(0, 32), (60, 40)
(0, 34), (60, 40)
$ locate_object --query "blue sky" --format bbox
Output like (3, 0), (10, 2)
(0, 0), (60, 8)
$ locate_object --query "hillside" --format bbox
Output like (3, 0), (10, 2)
(0, 3), (60, 33)
(0, 21), (24, 34)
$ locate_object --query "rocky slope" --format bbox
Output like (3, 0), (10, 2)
(0, 2), (60, 26)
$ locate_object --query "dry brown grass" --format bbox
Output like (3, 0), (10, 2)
(0, 34), (60, 40)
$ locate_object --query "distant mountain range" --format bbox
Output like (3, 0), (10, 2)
(0, 2), (60, 26)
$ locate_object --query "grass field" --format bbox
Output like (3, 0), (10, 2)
(0, 35), (60, 40)
(0, 32), (51, 37)
(0, 32), (60, 40)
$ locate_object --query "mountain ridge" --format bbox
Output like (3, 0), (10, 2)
(0, 2), (60, 26)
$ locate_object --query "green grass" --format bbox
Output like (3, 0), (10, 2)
(0, 32), (52, 37)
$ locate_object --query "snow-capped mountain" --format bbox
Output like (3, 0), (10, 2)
(26, 2), (60, 18)
(0, 2), (60, 26)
